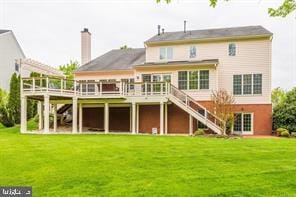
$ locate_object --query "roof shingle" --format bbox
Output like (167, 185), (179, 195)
(75, 48), (145, 72)
(145, 25), (272, 44)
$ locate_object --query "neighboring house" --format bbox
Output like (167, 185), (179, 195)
(20, 26), (273, 136)
(0, 30), (26, 91)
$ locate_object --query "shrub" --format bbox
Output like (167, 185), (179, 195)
(280, 130), (290, 137)
(276, 128), (289, 136)
(0, 106), (14, 127)
(194, 129), (205, 136)
(290, 132), (296, 138)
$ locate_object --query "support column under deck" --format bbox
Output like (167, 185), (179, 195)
(160, 102), (164, 135)
(79, 103), (83, 133)
(53, 104), (57, 133)
(104, 103), (109, 134)
(164, 103), (168, 135)
(44, 95), (50, 133)
(131, 102), (136, 134)
(72, 97), (78, 133)
(37, 101), (43, 130)
(20, 96), (27, 133)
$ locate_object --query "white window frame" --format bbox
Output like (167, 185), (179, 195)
(159, 47), (173, 60)
(228, 43), (236, 56)
(178, 70), (210, 91)
(232, 112), (254, 135)
(189, 45), (197, 59)
(233, 73), (263, 96)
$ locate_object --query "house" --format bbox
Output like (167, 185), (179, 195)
(20, 25), (273, 135)
(0, 30), (26, 91)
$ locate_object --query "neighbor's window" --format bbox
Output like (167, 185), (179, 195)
(159, 47), (173, 60)
(199, 70), (209, 89)
(243, 74), (252, 94)
(253, 74), (262, 94)
(233, 113), (252, 132)
(228, 43), (236, 56)
(189, 46), (197, 58)
(178, 71), (188, 90)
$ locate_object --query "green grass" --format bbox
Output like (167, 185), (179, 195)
(1, 124), (296, 196)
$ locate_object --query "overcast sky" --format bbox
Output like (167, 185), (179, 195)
(0, 0), (295, 89)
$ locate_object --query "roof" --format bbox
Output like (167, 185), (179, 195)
(135, 59), (218, 68)
(145, 25), (273, 44)
(0, 29), (10, 35)
(18, 58), (65, 77)
(75, 48), (145, 72)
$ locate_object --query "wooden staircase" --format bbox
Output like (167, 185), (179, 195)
(168, 84), (225, 135)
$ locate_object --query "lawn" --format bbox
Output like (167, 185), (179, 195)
(1, 124), (296, 196)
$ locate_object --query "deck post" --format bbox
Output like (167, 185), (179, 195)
(20, 96), (27, 133)
(44, 95), (50, 133)
(104, 103), (109, 134)
(37, 101), (43, 130)
(72, 97), (78, 133)
(53, 104), (57, 133)
(132, 102), (136, 134)
(189, 115), (193, 136)
(164, 102), (168, 135)
(79, 103), (83, 133)
(160, 102), (164, 135)
(136, 104), (139, 134)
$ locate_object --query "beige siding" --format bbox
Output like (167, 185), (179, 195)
(145, 39), (272, 104)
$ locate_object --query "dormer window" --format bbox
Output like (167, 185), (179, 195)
(228, 43), (236, 56)
(159, 47), (173, 60)
(189, 46), (196, 58)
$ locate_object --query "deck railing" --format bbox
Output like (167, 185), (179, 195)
(21, 77), (169, 97)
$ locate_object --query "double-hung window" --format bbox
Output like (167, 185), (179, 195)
(178, 70), (209, 90)
(189, 46), (197, 58)
(159, 47), (173, 60)
(228, 43), (236, 56)
(233, 74), (262, 95)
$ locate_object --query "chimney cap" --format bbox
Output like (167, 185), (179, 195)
(81, 28), (91, 34)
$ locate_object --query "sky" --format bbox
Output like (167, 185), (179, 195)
(0, 0), (295, 89)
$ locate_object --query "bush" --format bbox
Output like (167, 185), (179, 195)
(280, 130), (290, 137)
(0, 106), (14, 127)
(290, 132), (296, 138)
(194, 129), (205, 136)
(276, 128), (289, 136)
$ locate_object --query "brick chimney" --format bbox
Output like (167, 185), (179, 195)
(81, 28), (91, 65)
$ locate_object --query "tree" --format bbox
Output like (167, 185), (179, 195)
(273, 87), (296, 132)
(59, 60), (79, 80)
(7, 73), (20, 124)
(59, 60), (79, 89)
(272, 87), (287, 107)
(210, 89), (235, 135)
(156, 0), (296, 17)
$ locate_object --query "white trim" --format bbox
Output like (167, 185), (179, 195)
(232, 112), (254, 135)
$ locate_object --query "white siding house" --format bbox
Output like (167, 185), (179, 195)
(0, 30), (26, 91)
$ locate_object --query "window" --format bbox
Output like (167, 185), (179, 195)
(159, 47), (173, 60)
(233, 74), (262, 95)
(233, 113), (242, 132)
(15, 63), (19, 72)
(189, 46), (196, 58)
(163, 75), (171, 82)
(178, 71), (188, 90)
(233, 75), (242, 95)
(189, 71), (198, 90)
(200, 71), (209, 89)
(243, 74), (252, 94)
(233, 113), (252, 133)
(178, 70), (209, 90)
(253, 74), (262, 94)
(229, 43), (236, 56)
